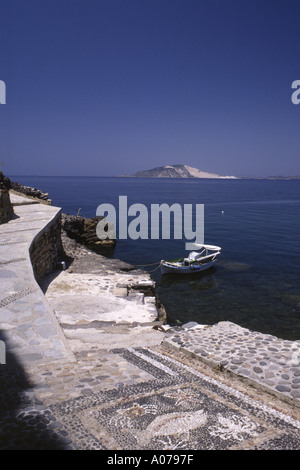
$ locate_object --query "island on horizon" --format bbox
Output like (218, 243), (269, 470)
(121, 164), (300, 180)
(127, 164), (238, 179)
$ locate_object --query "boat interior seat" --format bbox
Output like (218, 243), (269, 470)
(187, 250), (205, 260)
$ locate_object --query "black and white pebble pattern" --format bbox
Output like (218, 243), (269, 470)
(1, 344), (300, 450)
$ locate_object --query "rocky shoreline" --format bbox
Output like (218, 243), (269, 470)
(10, 180), (52, 204)
(61, 213), (116, 251)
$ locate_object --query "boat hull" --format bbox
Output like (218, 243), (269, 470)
(160, 259), (217, 275)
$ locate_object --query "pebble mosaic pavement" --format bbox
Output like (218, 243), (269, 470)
(1, 342), (300, 450)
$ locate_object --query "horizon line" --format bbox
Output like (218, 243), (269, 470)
(5, 174), (300, 180)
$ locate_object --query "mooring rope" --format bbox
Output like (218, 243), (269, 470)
(131, 261), (161, 272)
(132, 262), (161, 267)
(147, 264), (161, 272)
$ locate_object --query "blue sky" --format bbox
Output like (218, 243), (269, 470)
(0, 0), (299, 177)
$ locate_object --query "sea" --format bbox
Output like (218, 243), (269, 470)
(10, 175), (300, 341)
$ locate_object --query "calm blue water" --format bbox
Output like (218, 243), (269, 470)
(10, 176), (300, 340)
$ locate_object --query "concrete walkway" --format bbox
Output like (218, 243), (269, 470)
(1, 194), (300, 450)
(0, 194), (74, 367)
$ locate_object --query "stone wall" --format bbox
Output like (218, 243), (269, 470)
(29, 210), (64, 283)
(0, 172), (14, 224)
(29, 209), (116, 284)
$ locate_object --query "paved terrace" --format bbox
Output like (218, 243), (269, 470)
(0, 194), (300, 450)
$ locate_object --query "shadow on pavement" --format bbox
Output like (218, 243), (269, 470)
(0, 329), (70, 450)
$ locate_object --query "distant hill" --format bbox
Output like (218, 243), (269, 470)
(130, 164), (237, 179)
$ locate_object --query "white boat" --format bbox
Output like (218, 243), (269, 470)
(160, 244), (221, 275)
